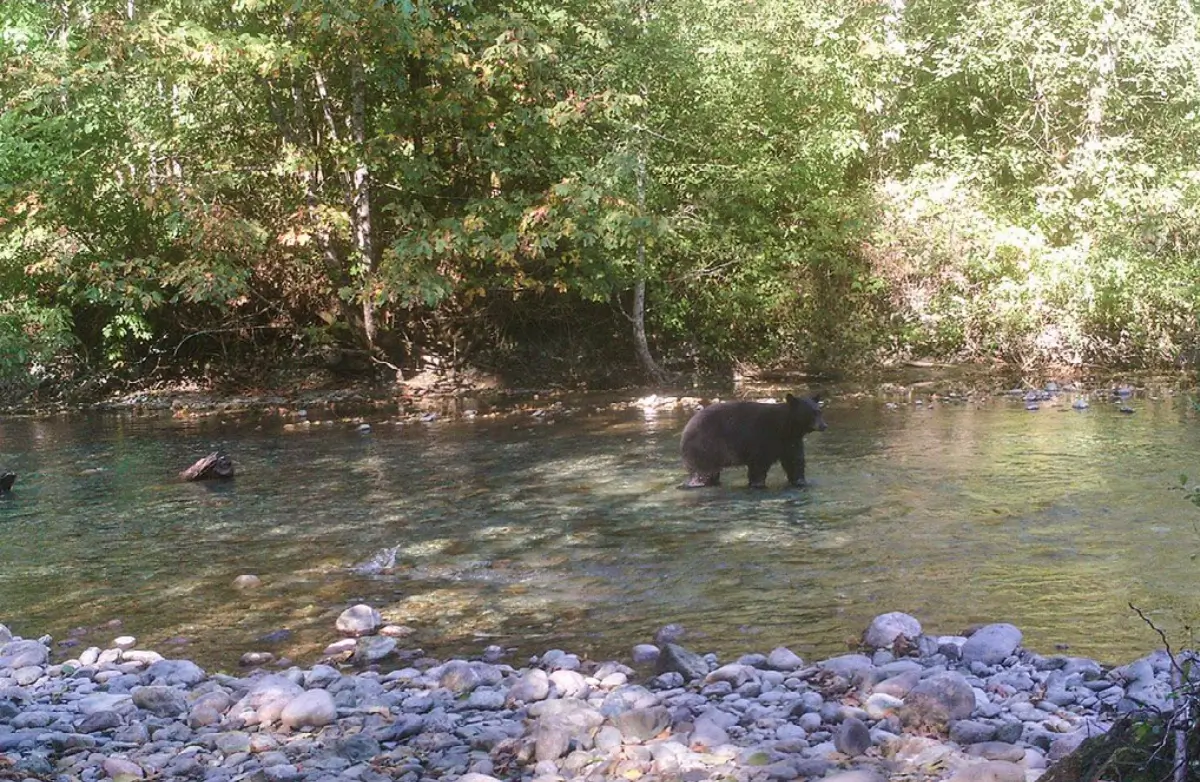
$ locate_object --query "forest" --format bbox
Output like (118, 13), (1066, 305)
(3, 0), (1200, 394)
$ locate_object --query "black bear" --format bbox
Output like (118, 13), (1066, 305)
(680, 393), (826, 489)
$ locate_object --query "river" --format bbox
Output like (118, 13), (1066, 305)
(1, 382), (1198, 671)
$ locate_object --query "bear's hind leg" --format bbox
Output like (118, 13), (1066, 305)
(747, 462), (771, 489)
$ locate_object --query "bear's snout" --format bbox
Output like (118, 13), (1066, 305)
(816, 418), (828, 432)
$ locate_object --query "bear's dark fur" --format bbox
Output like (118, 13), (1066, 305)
(680, 393), (826, 489)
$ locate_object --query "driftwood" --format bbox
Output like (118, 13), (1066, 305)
(0, 472), (14, 492)
(180, 452), (234, 482)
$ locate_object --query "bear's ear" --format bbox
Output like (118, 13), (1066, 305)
(786, 393), (797, 404)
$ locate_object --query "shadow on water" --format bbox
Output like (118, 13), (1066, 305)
(2, 387), (1200, 671)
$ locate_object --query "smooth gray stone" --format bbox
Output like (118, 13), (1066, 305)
(656, 643), (709, 682)
(950, 719), (997, 745)
(611, 705), (670, 742)
(961, 624), (1023, 665)
(76, 710), (123, 733)
(337, 733), (382, 763)
(833, 717), (872, 756)
(131, 685), (188, 717)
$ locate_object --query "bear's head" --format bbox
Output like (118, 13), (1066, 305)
(786, 393), (827, 434)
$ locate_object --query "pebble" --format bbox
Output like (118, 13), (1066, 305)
(0, 614), (1151, 782)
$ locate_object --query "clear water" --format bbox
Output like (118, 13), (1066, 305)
(2, 388), (1199, 672)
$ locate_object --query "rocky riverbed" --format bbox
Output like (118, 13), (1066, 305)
(0, 610), (1180, 782)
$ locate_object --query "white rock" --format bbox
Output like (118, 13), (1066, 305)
(549, 669), (589, 698)
(864, 612), (922, 648)
(766, 647), (804, 671)
(865, 692), (905, 719)
(280, 688), (337, 730)
(336, 604), (382, 637)
(323, 638), (356, 656)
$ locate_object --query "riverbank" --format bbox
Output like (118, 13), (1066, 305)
(3, 361), (1189, 426)
(0, 611), (1176, 782)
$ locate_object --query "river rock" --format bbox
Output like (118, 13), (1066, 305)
(950, 719), (997, 745)
(766, 646), (804, 670)
(123, 649), (164, 665)
(233, 674), (305, 724)
(834, 716), (872, 756)
(600, 685), (658, 717)
(336, 733), (382, 762)
(131, 685), (188, 717)
(961, 624), (1023, 665)
(465, 687), (506, 710)
(874, 669), (921, 698)
(215, 731), (253, 754)
(902, 671), (976, 727)
(944, 760), (1025, 782)
(336, 604), (382, 636)
(353, 636), (397, 664)
(146, 659), (206, 686)
(549, 669), (589, 698)
(632, 644), (660, 664)
(691, 715), (730, 748)
(13, 665), (42, 685)
(656, 643), (709, 682)
(611, 705), (671, 742)
(530, 699), (604, 761)
(78, 693), (134, 715)
(323, 638), (356, 657)
(0, 639), (49, 668)
(233, 574), (262, 589)
(103, 757), (145, 780)
(865, 692), (905, 719)
(509, 669), (550, 703)
(820, 770), (888, 782)
(279, 688), (336, 730)
(77, 710), (123, 733)
(439, 660), (482, 693)
(864, 612), (923, 648)
(705, 663), (756, 687)
(966, 741), (1026, 762)
(820, 653), (875, 681)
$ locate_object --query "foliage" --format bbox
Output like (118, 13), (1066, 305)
(3, 0), (1200, 391)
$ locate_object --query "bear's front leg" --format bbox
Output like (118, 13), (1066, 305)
(781, 442), (806, 487)
(681, 471), (721, 489)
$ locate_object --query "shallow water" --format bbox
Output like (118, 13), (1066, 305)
(2, 388), (1200, 672)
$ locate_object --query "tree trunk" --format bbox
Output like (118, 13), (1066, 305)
(348, 59), (378, 348)
(629, 0), (667, 386)
(632, 151), (667, 385)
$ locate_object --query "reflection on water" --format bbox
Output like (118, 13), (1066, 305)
(2, 389), (1200, 671)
